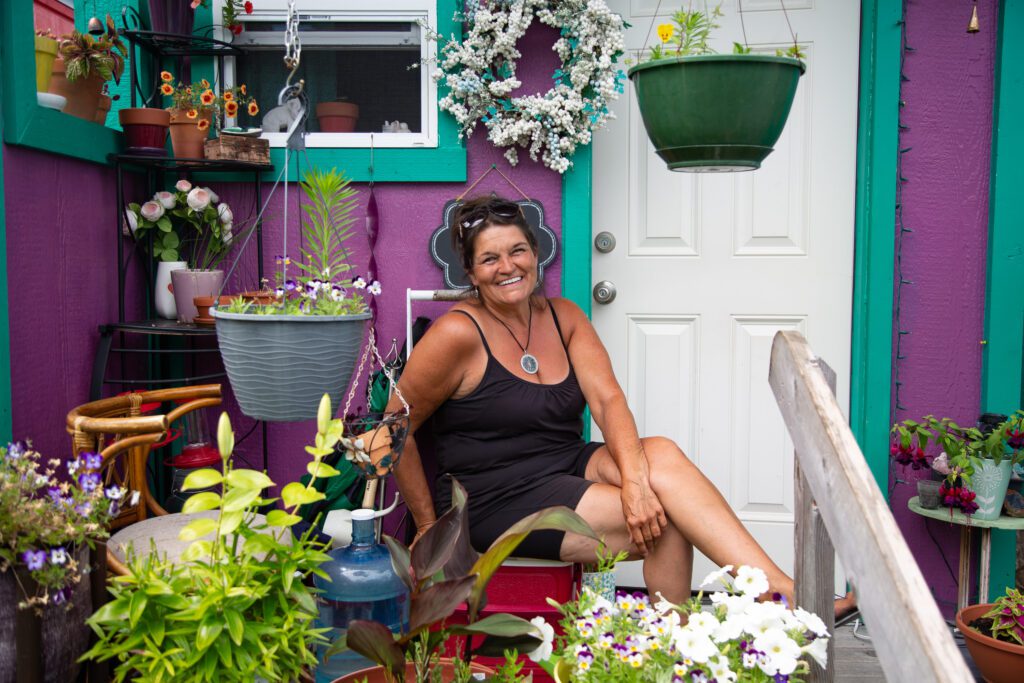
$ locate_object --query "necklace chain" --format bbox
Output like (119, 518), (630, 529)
(486, 305), (532, 353)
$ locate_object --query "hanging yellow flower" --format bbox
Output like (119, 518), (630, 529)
(657, 23), (675, 42)
(200, 78), (211, 89)
(225, 101), (239, 117)
(160, 83), (173, 96)
(247, 101), (259, 116)
(223, 91), (234, 102)
(197, 119), (210, 131)
(160, 71), (174, 82)
(186, 108), (198, 119)
(200, 89), (215, 106)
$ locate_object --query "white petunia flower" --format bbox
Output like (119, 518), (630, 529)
(700, 564), (734, 589)
(794, 606), (829, 637)
(526, 616), (554, 662)
(685, 611), (718, 636)
(672, 627), (719, 664)
(735, 565), (770, 597)
(803, 636), (829, 668)
(753, 629), (801, 676)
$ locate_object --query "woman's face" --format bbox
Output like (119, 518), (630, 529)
(467, 223), (538, 306)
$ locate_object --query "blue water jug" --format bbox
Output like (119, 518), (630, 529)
(314, 508), (410, 682)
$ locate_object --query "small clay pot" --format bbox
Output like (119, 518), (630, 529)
(240, 290), (276, 305)
(315, 101), (358, 132)
(193, 295), (216, 319)
(48, 57), (104, 120)
(119, 107), (171, 155)
(168, 108), (212, 160)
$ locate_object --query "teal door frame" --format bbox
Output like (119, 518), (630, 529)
(561, 0), (902, 494)
(980, 0), (1024, 601)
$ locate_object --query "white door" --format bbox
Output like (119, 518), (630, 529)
(592, 0), (860, 591)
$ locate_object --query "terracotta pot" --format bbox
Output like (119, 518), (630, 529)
(34, 35), (59, 92)
(167, 108), (213, 160)
(193, 295), (216, 319)
(48, 58), (104, 121)
(956, 603), (1024, 683)
(119, 107), (171, 155)
(240, 290), (276, 305)
(316, 102), (359, 132)
(94, 94), (112, 124)
(331, 659), (494, 683)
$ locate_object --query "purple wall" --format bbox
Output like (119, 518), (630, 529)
(889, 0), (998, 616)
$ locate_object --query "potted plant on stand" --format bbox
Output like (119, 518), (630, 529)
(81, 397), (344, 682)
(126, 179), (241, 322)
(956, 586), (1024, 683)
(0, 442), (128, 682)
(49, 16), (126, 121)
(627, 5), (805, 171)
(118, 71), (173, 155)
(892, 411), (1024, 520)
(213, 166), (377, 422)
(160, 71), (259, 160)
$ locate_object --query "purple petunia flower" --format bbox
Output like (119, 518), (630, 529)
(22, 550), (46, 571)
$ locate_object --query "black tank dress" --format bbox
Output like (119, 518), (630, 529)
(431, 304), (603, 560)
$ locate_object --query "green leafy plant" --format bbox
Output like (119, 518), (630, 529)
(980, 587), (1024, 646)
(646, 5), (805, 61)
(58, 15), (127, 83)
(81, 395), (348, 682)
(327, 478), (597, 683)
(236, 167), (378, 316)
(0, 442), (126, 609)
(583, 540), (629, 574)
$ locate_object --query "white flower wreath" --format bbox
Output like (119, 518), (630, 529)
(427, 0), (626, 174)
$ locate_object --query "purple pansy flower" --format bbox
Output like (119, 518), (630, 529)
(78, 471), (101, 493)
(83, 452), (102, 470)
(22, 550), (46, 570)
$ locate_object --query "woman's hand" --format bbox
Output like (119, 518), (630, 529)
(620, 473), (668, 557)
(411, 520), (435, 548)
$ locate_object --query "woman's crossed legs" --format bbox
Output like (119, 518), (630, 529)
(560, 436), (848, 613)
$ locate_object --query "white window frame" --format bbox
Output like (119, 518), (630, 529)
(214, 0), (438, 149)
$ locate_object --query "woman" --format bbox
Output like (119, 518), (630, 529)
(389, 196), (853, 611)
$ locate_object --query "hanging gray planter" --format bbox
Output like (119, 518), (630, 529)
(212, 309), (371, 422)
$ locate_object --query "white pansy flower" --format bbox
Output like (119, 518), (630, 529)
(700, 564), (734, 589)
(526, 616), (554, 662)
(735, 565), (770, 596)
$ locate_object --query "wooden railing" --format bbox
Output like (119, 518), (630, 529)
(769, 331), (972, 682)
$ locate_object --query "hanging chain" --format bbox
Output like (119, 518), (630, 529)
(342, 327), (411, 418)
(283, 0), (301, 77)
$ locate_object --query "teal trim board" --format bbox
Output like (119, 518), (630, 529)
(0, 65), (12, 442)
(981, 0), (1024, 601)
(850, 0), (902, 495)
(562, 144), (593, 439)
(1, 0), (122, 165)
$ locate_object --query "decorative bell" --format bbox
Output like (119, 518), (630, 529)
(87, 16), (104, 35)
(967, 3), (980, 33)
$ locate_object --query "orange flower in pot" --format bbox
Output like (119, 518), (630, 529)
(160, 71), (259, 159)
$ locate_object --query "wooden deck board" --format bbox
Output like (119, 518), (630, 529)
(832, 619), (983, 682)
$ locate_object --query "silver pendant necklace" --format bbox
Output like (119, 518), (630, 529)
(488, 305), (538, 375)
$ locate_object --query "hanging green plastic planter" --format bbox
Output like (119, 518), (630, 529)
(628, 54), (805, 172)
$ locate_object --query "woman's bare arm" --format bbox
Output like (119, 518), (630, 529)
(383, 310), (483, 532)
(552, 298), (668, 556)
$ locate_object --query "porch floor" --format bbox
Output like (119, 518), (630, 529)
(832, 618), (982, 682)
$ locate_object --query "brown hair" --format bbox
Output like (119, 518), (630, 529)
(451, 196), (538, 273)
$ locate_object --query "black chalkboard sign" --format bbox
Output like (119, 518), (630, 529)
(430, 198), (557, 289)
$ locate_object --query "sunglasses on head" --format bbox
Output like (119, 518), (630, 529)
(458, 201), (523, 237)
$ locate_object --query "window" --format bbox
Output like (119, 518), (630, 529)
(219, 0), (439, 149)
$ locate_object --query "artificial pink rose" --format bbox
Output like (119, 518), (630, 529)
(140, 200), (164, 222)
(217, 202), (233, 224)
(222, 222), (233, 246)
(205, 187), (219, 203)
(186, 187), (211, 212)
(124, 208), (138, 236)
(154, 191), (175, 209)
(175, 179), (193, 193)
